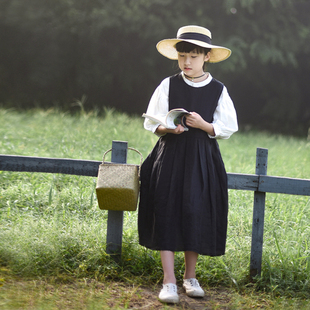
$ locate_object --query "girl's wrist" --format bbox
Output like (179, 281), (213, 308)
(206, 123), (215, 136)
(200, 120), (215, 136)
(155, 125), (167, 135)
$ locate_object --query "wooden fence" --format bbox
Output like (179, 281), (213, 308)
(1, 140), (310, 278)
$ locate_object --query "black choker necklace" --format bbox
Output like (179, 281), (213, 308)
(184, 72), (206, 81)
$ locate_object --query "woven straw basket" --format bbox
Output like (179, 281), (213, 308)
(96, 147), (143, 211)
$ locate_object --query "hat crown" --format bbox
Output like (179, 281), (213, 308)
(177, 25), (212, 40)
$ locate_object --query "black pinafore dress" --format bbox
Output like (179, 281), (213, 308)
(138, 73), (228, 256)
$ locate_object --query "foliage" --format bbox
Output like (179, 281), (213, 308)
(0, 108), (310, 303)
(0, 1), (309, 136)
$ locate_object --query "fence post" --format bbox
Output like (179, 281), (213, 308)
(106, 140), (128, 261)
(250, 147), (268, 278)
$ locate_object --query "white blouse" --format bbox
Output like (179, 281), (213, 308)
(144, 72), (238, 139)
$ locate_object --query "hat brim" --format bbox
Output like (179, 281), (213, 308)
(156, 39), (231, 63)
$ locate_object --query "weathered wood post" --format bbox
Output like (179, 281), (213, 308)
(106, 140), (128, 261)
(250, 147), (268, 278)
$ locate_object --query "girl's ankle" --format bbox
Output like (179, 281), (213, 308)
(163, 277), (176, 285)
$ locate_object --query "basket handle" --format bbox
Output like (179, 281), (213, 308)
(102, 147), (143, 168)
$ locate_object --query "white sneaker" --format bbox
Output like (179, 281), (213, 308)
(158, 283), (179, 303)
(183, 278), (205, 297)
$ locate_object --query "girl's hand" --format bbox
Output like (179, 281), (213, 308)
(171, 124), (185, 134)
(156, 124), (185, 135)
(185, 112), (205, 129)
(185, 112), (215, 136)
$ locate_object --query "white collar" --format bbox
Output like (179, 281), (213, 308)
(181, 71), (212, 87)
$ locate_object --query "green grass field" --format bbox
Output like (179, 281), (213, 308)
(0, 108), (310, 309)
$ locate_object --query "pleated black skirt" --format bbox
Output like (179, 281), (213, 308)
(138, 128), (228, 256)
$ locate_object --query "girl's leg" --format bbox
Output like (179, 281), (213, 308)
(183, 251), (205, 297)
(160, 251), (176, 284)
(184, 251), (198, 279)
(159, 251), (179, 303)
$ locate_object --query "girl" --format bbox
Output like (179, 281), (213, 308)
(138, 25), (238, 304)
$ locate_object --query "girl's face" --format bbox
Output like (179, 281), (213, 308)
(177, 50), (210, 78)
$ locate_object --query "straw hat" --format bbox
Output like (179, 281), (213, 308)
(156, 25), (231, 63)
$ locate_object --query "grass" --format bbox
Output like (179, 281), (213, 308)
(0, 107), (310, 309)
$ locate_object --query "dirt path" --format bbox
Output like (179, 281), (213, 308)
(116, 285), (233, 309)
(1, 273), (308, 309)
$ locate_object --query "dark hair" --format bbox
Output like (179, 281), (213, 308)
(175, 41), (211, 55)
